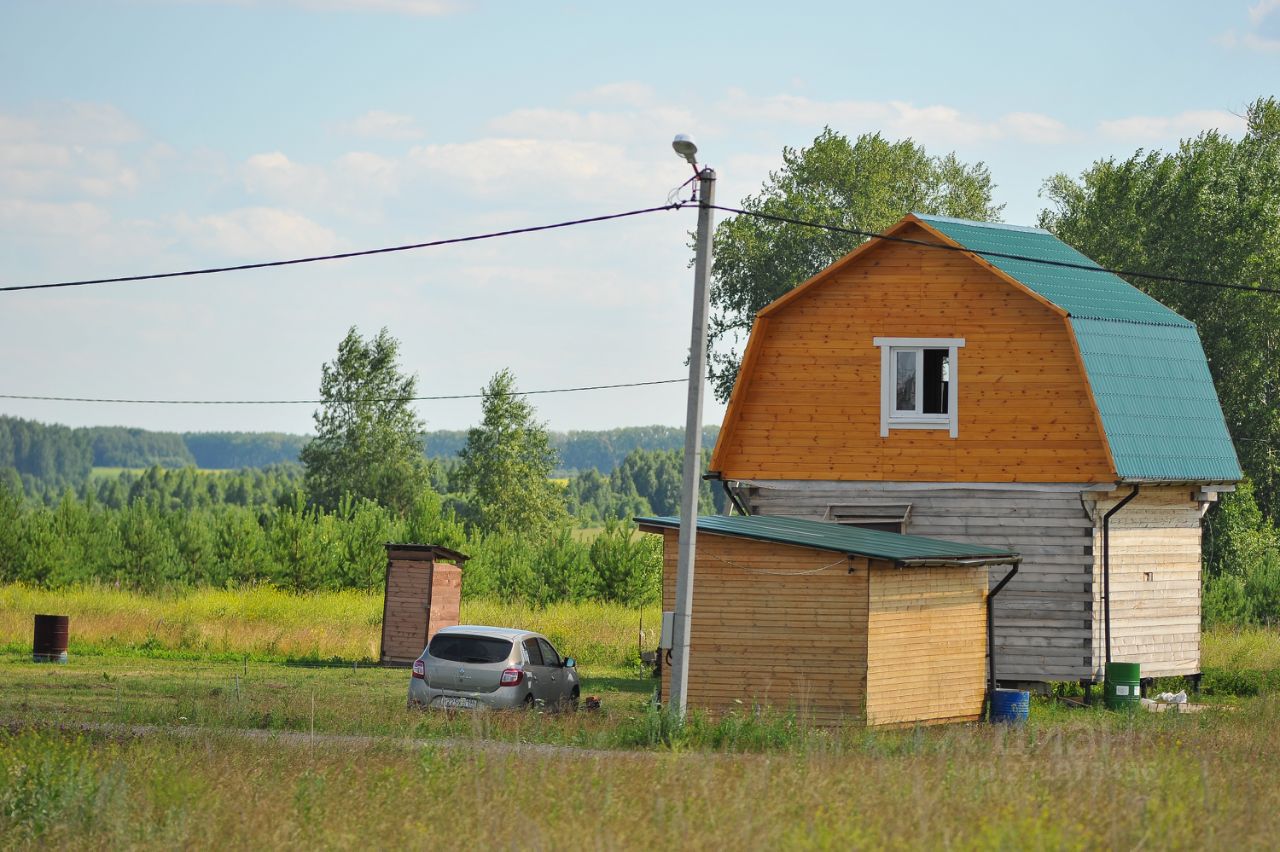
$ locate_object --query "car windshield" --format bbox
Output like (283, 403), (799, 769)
(428, 634), (513, 664)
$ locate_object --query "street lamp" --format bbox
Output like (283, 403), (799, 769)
(668, 134), (716, 718)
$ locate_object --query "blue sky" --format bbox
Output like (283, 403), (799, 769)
(2, 0), (1277, 436)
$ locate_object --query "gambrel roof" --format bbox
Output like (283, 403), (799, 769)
(915, 215), (1240, 483)
(719, 213), (1241, 483)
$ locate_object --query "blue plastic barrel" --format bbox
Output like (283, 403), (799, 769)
(990, 688), (1030, 724)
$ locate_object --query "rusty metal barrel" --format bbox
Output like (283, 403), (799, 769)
(32, 614), (69, 663)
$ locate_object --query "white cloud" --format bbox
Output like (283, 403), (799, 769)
(175, 207), (343, 258)
(717, 91), (1067, 145)
(0, 198), (113, 235)
(243, 151), (326, 200)
(339, 109), (424, 140)
(488, 105), (698, 143)
(0, 102), (144, 199)
(408, 138), (666, 200)
(336, 151), (398, 192)
(1251, 0), (1280, 25)
(1000, 112), (1071, 144)
(1215, 1), (1280, 52)
(1097, 109), (1248, 143)
(241, 149), (401, 219)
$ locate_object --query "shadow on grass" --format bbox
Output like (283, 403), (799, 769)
(282, 657), (381, 669)
(582, 674), (652, 695)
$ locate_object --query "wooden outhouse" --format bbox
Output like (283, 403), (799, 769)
(379, 543), (468, 666)
(638, 514), (1019, 726)
(710, 213), (1242, 687)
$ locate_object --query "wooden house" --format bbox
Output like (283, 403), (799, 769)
(637, 514), (1019, 725)
(379, 543), (468, 666)
(709, 214), (1241, 686)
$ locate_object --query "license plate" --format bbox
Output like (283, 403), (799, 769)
(438, 696), (477, 710)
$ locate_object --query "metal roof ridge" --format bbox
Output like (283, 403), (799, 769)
(1070, 312), (1195, 328)
(912, 213), (1051, 234)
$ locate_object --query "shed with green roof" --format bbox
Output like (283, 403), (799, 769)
(707, 213), (1239, 687)
(638, 514), (1019, 726)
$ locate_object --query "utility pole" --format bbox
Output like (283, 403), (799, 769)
(668, 134), (715, 717)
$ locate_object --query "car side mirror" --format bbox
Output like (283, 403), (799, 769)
(563, 657), (576, 668)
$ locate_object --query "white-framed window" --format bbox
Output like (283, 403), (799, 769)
(873, 337), (965, 438)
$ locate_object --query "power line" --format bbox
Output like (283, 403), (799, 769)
(0, 377), (687, 405)
(0, 204), (683, 293)
(711, 204), (1280, 296)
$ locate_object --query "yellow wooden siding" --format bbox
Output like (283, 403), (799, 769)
(1091, 487), (1203, 678)
(659, 529), (869, 724)
(865, 564), (988, 726)
(712, 224), (1115, 483)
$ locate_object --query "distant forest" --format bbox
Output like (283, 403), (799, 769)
(0, 415), (718, 495)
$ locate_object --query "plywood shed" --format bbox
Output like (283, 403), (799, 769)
(379, 543), (469, 666)
(709, 213), (1241, 686)
(636, 515), (1019, 726)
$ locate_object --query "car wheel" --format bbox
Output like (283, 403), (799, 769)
(522, 693), (536, 710)
(555, 687), (579, 714)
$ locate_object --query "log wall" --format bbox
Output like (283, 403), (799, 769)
(745, 480), (1097, 682)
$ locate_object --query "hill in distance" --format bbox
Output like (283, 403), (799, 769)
(1, 416), (720, 483)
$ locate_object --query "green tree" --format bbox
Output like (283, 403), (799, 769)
(300, 327), (429, 514)
(1040, 96), (1280, 521)
(457, 369), (567, 535)
(707, 128), (1003, 400)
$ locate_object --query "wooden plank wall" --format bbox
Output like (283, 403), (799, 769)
(865, 563), (988, 726)
(712, 222), (1115, 483)
(747, 481), (1095, 682)
(428, 563), (463, 643)
(659, 529), (870, 724)
(381, 557), (432, 663)
(1089, 486), (1204, 678)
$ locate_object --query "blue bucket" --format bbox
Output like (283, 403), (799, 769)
(990, 688), (1030, 724)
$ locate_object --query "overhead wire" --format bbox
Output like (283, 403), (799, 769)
(3, 195), (1275, 296)
(0, 203), (685, 293)
(709, 204), (1280, 296)
(0, 377), (688, 405)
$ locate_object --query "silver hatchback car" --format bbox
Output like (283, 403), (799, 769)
(408, 625), (580, 711)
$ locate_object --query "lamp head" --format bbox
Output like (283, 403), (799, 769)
(671, 134), (698, 166)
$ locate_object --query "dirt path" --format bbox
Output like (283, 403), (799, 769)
(3, 718), (654, 760)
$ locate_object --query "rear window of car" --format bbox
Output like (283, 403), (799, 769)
(428, 634), (513, 664)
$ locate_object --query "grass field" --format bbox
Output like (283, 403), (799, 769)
(0, 584), (660, 669)
(3, 584), (1280, 848)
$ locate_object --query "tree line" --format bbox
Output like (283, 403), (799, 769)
(0, 416), (720, 499)
(5, 100), (1280, 621)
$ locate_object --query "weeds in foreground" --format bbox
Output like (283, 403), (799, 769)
(4, 698), (1280, 849)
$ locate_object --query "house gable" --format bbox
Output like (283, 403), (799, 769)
(710, 221), (1117, 483)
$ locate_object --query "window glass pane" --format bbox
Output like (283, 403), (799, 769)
(923, 349), (949, 414)
(894, 350), (917, 412)
(523, 637), (544, 666)
(428, 635), (513, 664)
(537, 638), (561, 667)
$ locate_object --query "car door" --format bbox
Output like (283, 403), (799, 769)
(536, 637), (566, 704)
(522, 638), (555, 705)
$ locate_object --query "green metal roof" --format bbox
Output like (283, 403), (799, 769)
(1071, 318), (1242, 481)
(913, 214), (1241, 482)
(635, 515), (1018, 564)
(916, 215), (1189, 327)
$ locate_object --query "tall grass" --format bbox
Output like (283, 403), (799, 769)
(0, 583), (658, 668)
(5, 698), (1280, 848)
